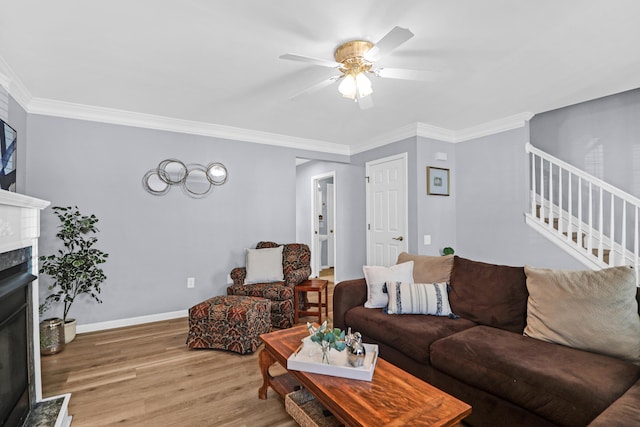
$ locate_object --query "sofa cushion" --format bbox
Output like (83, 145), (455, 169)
(344, 305), (476, 364)
(397, 252), (453, 283)
(524, 265), (640, 365)
(449, 256), (528, 334)
(386, 282), (453, 316)
(430, 325), (640, 426)
(588, 378), (640, 426)
(363, 261), (414, 308)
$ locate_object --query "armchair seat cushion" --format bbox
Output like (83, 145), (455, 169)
(226, 282), (293, 301)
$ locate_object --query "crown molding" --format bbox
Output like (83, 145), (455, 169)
(27, 98), (351, 155)
(24, 96), (533, 156)
(452, 112), (535, 143)
(0, 56), (32, 111)
(353, 112), (534, 153)
(351, 121), (456, 154)
(416, 122), (458, 143)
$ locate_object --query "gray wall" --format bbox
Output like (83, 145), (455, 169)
(417, 137), (457, 256)
(531, 87), (640, 198)
(21, 85), (634, 326)
(25, 114), (347, 325)
(455, 125), (584, 269)
(295, 160), (365, 282)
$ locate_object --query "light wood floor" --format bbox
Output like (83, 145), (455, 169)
(41, 277), (335, 427)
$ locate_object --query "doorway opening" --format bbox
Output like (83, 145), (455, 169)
(311, 172), (336, 281)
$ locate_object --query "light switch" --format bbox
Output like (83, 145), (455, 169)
(423, 235), (432, 245)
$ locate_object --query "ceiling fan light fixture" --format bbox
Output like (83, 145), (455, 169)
(355, 72), (373, 98)
(281, 28), (418, 105)
(338, 74), (357, 99)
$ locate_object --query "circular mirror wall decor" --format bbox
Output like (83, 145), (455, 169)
(183, 164), (213, 198)
(142, 159), (227, 198)
(207, 162), (228, 185)
(142, 169), (171, 196)
(158, 159), (187, 185)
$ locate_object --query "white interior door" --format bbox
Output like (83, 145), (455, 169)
(366, 154), (408, 266)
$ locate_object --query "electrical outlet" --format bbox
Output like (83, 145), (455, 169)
(187, 277), (195, 288)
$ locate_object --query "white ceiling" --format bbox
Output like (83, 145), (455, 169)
(1, 1), (640, 153)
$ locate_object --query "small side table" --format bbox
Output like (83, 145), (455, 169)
(294, 279), (329, 325)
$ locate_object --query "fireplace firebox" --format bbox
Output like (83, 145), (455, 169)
(0, 248), (35, 427)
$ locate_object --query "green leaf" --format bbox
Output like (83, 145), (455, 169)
(333, 341), (346, 352)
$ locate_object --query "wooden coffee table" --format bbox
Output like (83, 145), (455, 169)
(258, 325), (471, 427)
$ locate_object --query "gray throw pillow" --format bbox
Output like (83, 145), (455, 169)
(244, 246), (284, 284)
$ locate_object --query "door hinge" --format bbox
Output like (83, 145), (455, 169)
(365, 176), (370, 183)
(368, 224), (370, 230)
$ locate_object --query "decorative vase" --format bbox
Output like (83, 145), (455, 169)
(64, 318), (77, 344)
(320, 341), (331, 364)
(40, 318), (65, 355)
(345, 327), (366, 367)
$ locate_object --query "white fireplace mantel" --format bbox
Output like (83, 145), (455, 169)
(0, 190), (50, 255)
(0, 189), (72, 426)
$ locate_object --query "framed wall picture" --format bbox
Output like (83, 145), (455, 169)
(427, 167), (449, 196)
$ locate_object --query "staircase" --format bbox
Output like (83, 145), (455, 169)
(524, 143), (640, 285)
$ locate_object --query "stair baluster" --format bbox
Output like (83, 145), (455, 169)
(525, 143), (640, 285)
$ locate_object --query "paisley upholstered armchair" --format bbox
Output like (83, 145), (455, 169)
(227, 241), (311, 328)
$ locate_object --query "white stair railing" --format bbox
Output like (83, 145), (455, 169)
(525, 143), (640, 285)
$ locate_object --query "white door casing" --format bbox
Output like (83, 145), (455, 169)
(327, 183), (335, 268)
(366, 154), (408, 266)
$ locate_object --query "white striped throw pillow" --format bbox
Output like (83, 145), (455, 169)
(386, 282), (453, 316)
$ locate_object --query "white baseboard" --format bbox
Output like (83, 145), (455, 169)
(76, 310), (188, 334)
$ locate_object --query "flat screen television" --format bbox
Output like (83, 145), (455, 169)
(0, 118), (16, 192)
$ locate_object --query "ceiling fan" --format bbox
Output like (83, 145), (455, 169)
(280, 26), (431, 109)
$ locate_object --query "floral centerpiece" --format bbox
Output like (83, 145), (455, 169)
(307, 320), (346, 364)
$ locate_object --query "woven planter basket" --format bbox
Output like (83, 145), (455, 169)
(284, 389), (342, 427)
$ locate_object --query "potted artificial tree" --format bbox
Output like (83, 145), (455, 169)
(39, 206), (109, 343)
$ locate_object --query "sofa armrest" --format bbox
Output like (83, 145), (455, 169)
(333, 278), (367, 330)
(588, 378), (640, 426)
(285, 266), (312, 288)
(230, 267), (246, 285)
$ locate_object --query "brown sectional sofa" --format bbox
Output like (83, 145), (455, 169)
(333, 255), (640, 427)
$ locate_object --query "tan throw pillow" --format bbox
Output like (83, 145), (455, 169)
(396, 252), (453, 284)
(524, 265), (640, 365)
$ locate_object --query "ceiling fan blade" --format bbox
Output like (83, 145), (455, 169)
(364, 26), (414, 62)
(290, 76), (341, 99)
(357, 94), (374, 110)
(373, 67), (439, 81)
(279, 53), (343, 68)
